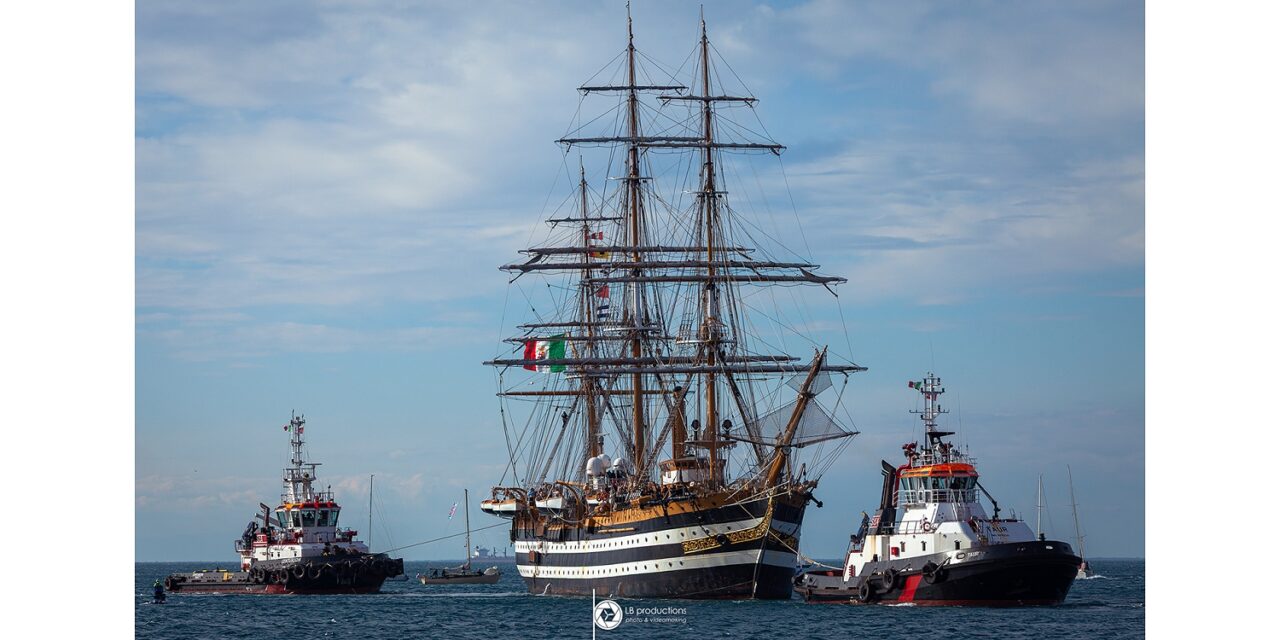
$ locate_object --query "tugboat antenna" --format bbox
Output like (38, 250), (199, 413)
(909, 373), (952, 452)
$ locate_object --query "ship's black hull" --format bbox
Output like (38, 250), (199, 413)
(797, 541), (1080, 606)
(523, 555), (796, 599)
(513, 492), (807, 599)
(165, 555), (403, 595)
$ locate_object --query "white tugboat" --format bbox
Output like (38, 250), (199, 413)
(163, 413), (404, 594)
(795, 374), (1080, 605)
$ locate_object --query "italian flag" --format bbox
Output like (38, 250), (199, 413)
(523, 335), (566, 373)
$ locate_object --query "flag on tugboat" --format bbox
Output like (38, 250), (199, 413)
(595, 285), (609, 298)
(588, 231), (605, 240)
(522, 335), (566, 372)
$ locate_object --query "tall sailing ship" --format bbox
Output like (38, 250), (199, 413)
(480, 8), (864, 600)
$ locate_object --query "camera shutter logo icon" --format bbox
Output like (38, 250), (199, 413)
(594, 599), (623, 630)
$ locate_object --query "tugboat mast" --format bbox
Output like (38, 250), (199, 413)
(910, 373), (951, 458)
(283, 412), (319, 504)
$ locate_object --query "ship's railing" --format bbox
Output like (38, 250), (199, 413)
(277, 489), (336, 504)
(899, 489), (977, 505)
(907, 452), (975, 468)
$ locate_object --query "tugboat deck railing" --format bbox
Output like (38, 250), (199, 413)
(907, 453), (976, 468)
(897, 488), (978, 506)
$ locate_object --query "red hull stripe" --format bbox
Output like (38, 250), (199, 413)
(898, 574), (921, 602)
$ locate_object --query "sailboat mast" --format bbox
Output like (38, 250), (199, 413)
(625, 4), (646, 472)
(464, 488), (472, 569)
(1036, 474), (1043, 538)
(1068, 465), (1086, 558)
(368, 474), (373, 549)
(699, 13), (721, 488)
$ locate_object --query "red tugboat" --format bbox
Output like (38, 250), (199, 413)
(164, 414), (404, 594)
(794, 374), (1079, 605)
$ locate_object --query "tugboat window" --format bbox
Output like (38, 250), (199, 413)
(317, 510), (330, 527)
(301, 510), (316, 527)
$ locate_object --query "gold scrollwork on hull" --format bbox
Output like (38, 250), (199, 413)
(681, 499), (777, 555)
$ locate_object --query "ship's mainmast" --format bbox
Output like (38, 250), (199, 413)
(624, 6), (647, 473)
(697, 15), (723, 487)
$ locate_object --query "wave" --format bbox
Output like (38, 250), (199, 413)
(393, 591), (527, 599)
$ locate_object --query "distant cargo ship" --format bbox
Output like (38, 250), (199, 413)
(472, 546), (513, 562)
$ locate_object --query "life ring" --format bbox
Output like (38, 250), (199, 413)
(921, 519), (933, 533)
(856, 580), (875, 603)
(163, 577), (174, 590)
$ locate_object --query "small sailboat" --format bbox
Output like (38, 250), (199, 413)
(1068, 465), (1095, 579)
(418, 489), (502, 585)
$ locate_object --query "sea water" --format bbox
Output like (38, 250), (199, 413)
(135, 559), (1143, 639)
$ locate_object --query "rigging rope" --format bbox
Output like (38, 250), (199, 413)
(374, 522), (509, 556)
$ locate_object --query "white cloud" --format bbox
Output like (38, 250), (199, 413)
(778, 0), (1144, 126)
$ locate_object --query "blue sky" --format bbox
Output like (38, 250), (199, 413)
(135, 0), (1143, 560)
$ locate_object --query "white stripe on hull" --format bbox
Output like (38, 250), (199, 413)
(517, 549), (797, 580)
(514, 517), (801, 555)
